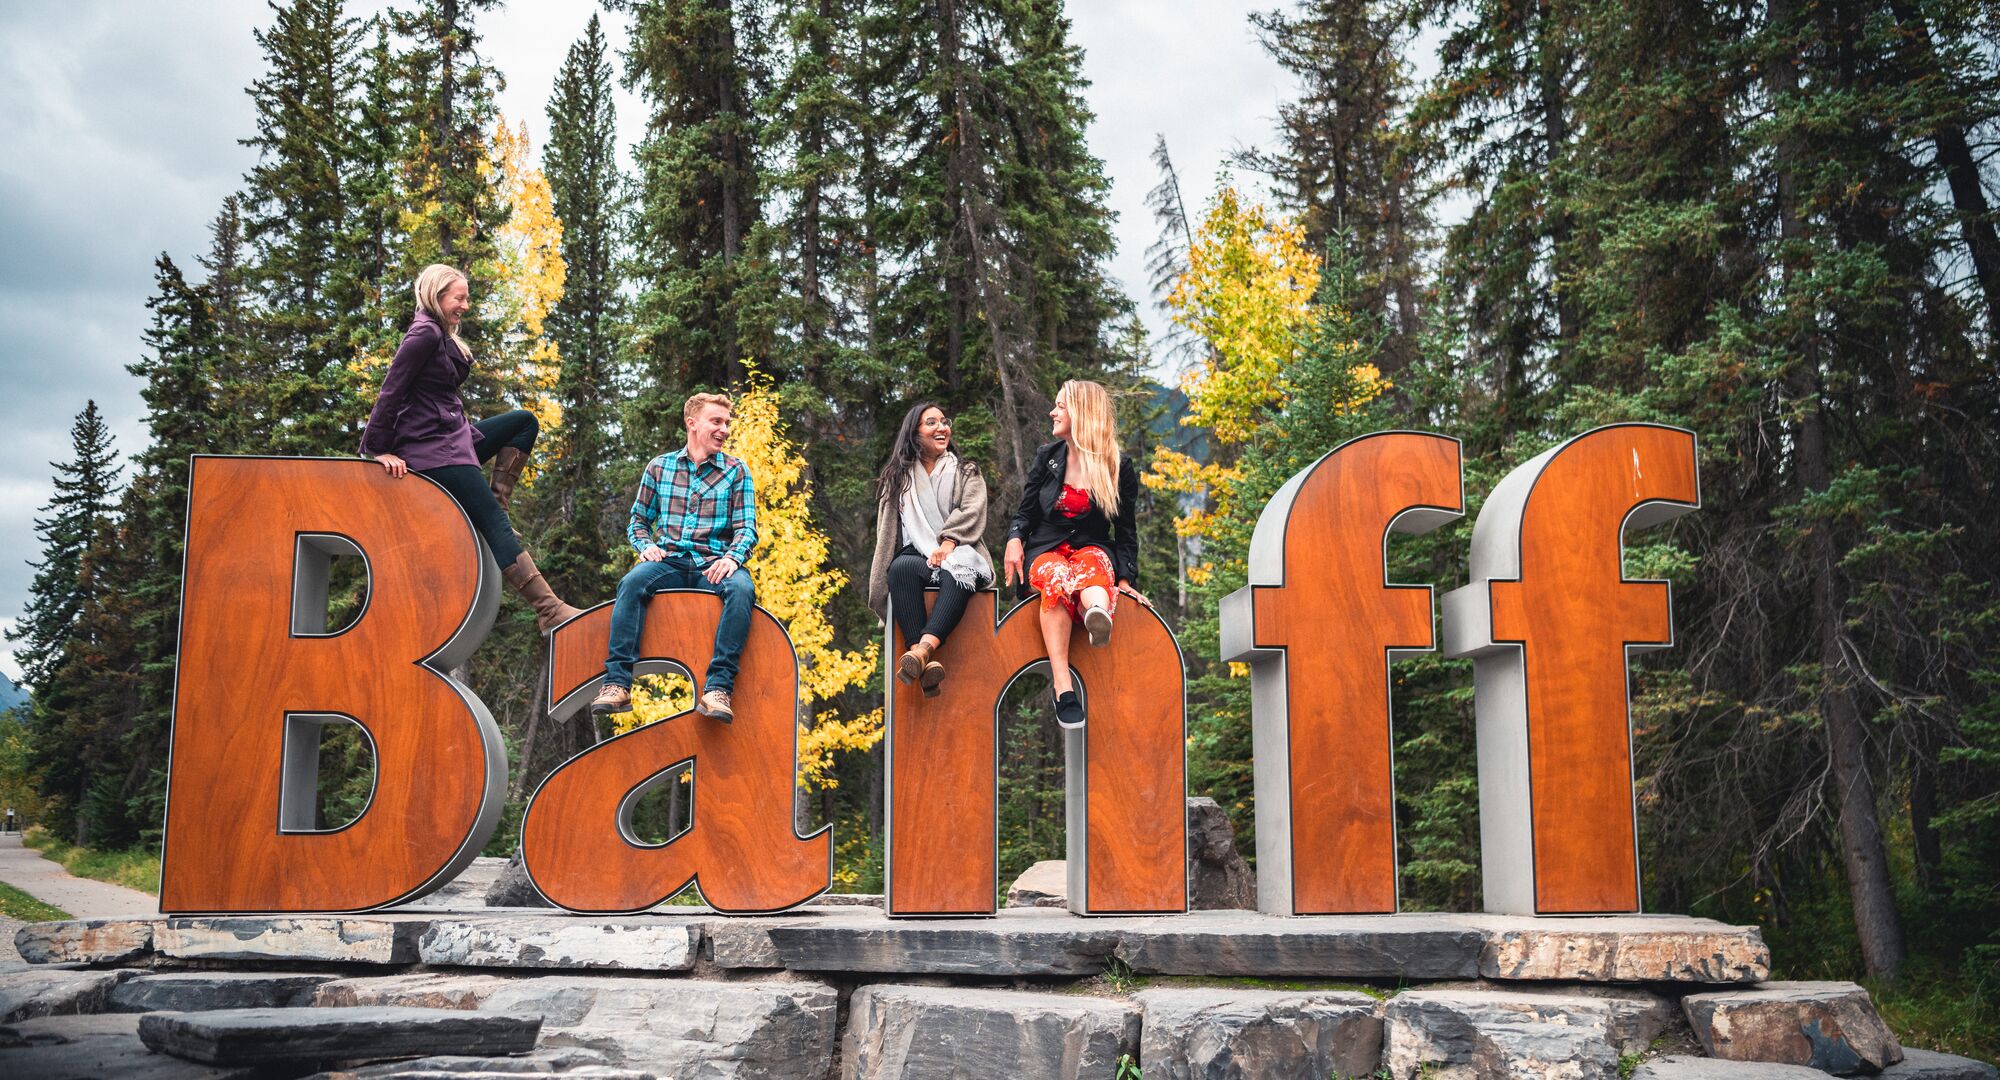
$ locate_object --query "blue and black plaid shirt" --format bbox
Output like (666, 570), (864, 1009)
(627, 448), (758, 567)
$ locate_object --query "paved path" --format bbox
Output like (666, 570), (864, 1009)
(0, 833), (157, 919)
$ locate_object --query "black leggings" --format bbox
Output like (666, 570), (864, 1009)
(417, 410), (538, 570)
(888, 545), (975, 649)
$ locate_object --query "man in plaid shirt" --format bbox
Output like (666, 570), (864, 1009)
(590, 392), (758, 722)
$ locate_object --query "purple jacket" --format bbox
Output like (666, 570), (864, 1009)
(359, 310), (480, 470)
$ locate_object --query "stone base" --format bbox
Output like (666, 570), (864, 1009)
(5, 908), (1973, 1080)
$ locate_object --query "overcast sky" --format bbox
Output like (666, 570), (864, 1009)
(0, 0), (1288, 681)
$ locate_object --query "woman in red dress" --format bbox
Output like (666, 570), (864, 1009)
(1002, 380), (1148, 729)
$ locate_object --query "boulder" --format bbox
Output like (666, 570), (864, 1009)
(1880, 1050), (2000, 1080)
(482, 851), (555, 909)
(817, 894), (887, 908)
(1134, 987), (1382, 1080)
(401, 856), (509, 909)
(0, 967), (134, 1023)
(314, 971), (838, 1077)
(1634, 1056), (1835, 1080)
(309, 1046), (649, 1078)
(110, 972), (338, 1013)
(1681, 982), (1903, 1075)
(1185, 797), (1256, 910)
(1469, 914), (1771, 983)
(0, 1013), (254, 1079)
(14, 918), (156, 965)
(1115, 911), (1485, 979)
(136, 1006), (541, 1066)
(417, 916), (698, 971)
(1005, 861), (1069, 908)
(155, 917), (431, 965)
(1383, 987), (1676, 1080)
(843, 984), (1139, 1079)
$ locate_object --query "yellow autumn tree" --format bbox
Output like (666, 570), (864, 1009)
(616, 367), (881, 792)
(1145, 185), (1320, 550)
(487, 118), (566, 435)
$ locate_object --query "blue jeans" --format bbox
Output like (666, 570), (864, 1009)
(603, 557), (754, 693)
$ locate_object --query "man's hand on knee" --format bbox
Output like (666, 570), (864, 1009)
(703, 556), (740, 585)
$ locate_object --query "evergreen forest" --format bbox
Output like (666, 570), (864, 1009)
(6, 0), (1998, 1054)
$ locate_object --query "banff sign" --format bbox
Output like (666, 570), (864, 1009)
(159, 423), (1698, 920)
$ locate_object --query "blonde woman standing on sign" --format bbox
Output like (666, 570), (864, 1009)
(868, 402), (996, 696)
(1003, 380), (1147, 729)
(359, 263), (581, 631)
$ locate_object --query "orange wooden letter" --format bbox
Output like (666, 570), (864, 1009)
(525, 593), (831, 913)
(1221, 432), (1463, 914)
(886, 593), (1186, 917)
(1443, 423), (1700, 914)
(161, 457), (505, 913)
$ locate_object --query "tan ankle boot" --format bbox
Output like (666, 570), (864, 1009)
(503, 551), (583, 632)
(896, 640), (933, 685)
(490, 447), (529, 511)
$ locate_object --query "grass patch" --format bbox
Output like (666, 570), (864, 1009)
(1865, 967), (1999, 1064)
(0, 880), (70, 921)
(21, 826), (160, 896)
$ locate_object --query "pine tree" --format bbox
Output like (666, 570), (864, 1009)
(537, 12), (625, 606)
(240, 0), (369, 454)
(1241, 0), (1429, 373)
(7, 404), (121, 699)
(621, 0), (776, 455)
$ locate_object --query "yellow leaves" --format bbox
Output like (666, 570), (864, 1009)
(489, 117), (567, 441)
(1168, 185), (1321, 445)
(613, 672), (695, 736)
(796, 707), (884, 791)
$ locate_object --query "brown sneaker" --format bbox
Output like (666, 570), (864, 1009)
(589, 684), (632, 717)
(696, 688), (734, 723)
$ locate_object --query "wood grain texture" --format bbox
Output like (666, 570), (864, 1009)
(527, 593), (831, 913)
(1489, 425), (1698, 913)
(887, 592), (1186, 916)
(1251, 433), (1462, 913)
(161, 458), (497, 913)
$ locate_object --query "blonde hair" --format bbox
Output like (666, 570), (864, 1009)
(1060, 379), (1122, 517)
(683, 392), (733, 428)
(413, 264), (473, 360)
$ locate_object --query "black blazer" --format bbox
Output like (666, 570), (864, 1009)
(1007, 440), (1140, 589)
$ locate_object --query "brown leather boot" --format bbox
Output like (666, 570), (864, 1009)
(896, 640), (933, 685)
(503, 551), (583, 632)
(489, 447), (529, 511)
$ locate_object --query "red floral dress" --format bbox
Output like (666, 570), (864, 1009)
(1028, 484), (1118, 621)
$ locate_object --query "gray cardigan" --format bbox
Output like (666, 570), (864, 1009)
(867, 461), (993, 619)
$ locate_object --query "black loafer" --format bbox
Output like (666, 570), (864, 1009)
(1053, 690), (1085, 730)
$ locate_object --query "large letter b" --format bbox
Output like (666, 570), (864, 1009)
(160, 457), (504, 913)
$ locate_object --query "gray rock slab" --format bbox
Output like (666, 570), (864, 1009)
(483, 852), (555, 909)
(1466, 914), (1771, 983)
(155, 916), (433, 964)
(417, 917), (698, 971)
(400, 857), (509, 910)
(137, 1006), (542, 1065)
(314, 971), (838, 1077)
(0, 1013), (255, 1079)
(14, 917), (158, 965)
(1186, 796), (1256, 911)
(0, 966), (134, 1022)
(1634, 1056), (1835, 1080)
(309, 1045), (647, 1077)
(1384, 987), (1676, 1080)
(1881, 1050), (2000, 1080)
(817, 894), (886, 908)
(1683, 981), (1903, 1075)
(1135, 987), (1382, 1080)
(1005, 860), (1069, 909)
(1116, 911), (1486, 979)
(110, 972), (340, 1013)
(768, 906), (1123, 975)
(843, 984), (1139, 1080)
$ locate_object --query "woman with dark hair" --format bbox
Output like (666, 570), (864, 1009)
(868, 403), (995, 696)
(359, 263), (581, 631)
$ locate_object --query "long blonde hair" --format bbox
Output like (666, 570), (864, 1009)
(1060, 379), (1122, 517)
(413, 264), (473, 360)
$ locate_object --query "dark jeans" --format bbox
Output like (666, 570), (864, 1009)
(604, 557), (755, 694)
(416, 410), (539, 570)
(888, 545), (974, 649)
